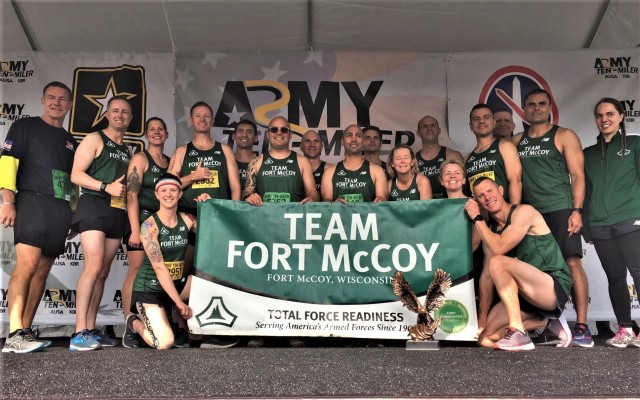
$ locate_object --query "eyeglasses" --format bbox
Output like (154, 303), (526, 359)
(269, 126), (290, 134)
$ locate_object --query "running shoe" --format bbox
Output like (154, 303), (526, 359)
(493, 327), (534, 351)
(2, 330), (45, 353)
(246, 338), (265, 348)
(288, 337), (306, 348)
(173, 328), (190, 348)
(69, 329), (102, 351)
(530, 326), (560, 346)
(571, 323), (594, 348)
(200, 336), (239, 348)
(606, 327), (635, 348)
(23, 328), (53, 349)
(548, 316), (572, 347)
(123, 314), (141, 348)
(89, 329), (118, 347)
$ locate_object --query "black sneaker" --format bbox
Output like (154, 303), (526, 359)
(200, 336), (238, 348)
(246, 338), (265, 348)
(123, 314), (142, 348)
(173, 328), (190, 348)
(531, 317), (572, 347)
(89, 329), (118, 347)
(288, 337), (306, 348)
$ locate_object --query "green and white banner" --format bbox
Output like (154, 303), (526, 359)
(188, 199), (477, 340)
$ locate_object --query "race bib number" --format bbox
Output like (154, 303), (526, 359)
(263, 192), (291, 203)
(468, 171), (496, 190)
(165, 261), (184, 280)
(110, 195), (126, 210)
(192, 170), (219, 189)
(52, 169), (73, 201)
(339, 194), (364, 203)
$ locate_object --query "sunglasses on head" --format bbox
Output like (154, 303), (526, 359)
(269, 126), (290, 134)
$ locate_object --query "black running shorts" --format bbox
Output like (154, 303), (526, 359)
(130, 277), (188, 313)
(70, 194), (128, 239)
(14, 190), (72, 257)
(542, 208), (582, 259)
(519, 276), (569, 319)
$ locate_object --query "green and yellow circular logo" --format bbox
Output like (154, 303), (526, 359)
(435, 300), (469, 333)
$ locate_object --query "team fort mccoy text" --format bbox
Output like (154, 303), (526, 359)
(225, 212), (440, 277)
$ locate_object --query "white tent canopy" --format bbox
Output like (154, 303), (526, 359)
(2, 0), (639, 53)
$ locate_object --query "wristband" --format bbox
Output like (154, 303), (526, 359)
(99, 182), (107, 193)
(471, 215), (484, 224)
(572, 207), (583, 215)
(2, 202), (14, 205)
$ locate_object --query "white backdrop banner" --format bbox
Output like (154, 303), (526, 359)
(174, 51), (449, 163)
(1, 49), (638, 332)
(0, 52), (176, 328)
(446, 48), (640, 320)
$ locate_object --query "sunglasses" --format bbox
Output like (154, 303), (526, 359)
(269, 126), (290, 134)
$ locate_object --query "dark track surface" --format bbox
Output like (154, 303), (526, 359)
(2, 336), (640, 399)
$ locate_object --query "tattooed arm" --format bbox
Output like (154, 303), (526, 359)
(168, 145), (194, 189)
(242, 154), (263, 206)
(126, 152), (148, 249)
(140, 217), (187, 309)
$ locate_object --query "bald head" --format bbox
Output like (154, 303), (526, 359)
(301, 130), (322, 159)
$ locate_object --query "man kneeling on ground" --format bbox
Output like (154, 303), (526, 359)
(466, 177), (573, 351)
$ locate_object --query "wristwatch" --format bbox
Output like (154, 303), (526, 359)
(572, 207), (584, 214)
(99, 182), (107, 193)
(471, 215), (484, 224)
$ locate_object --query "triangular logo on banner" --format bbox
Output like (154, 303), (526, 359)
(195, 296), (238, 327)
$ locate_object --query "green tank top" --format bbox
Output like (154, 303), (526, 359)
(491, 205), (572, 297)
(179, 141), (230, 213)
(465, 140), (509, 202)
(416, 146), (447, 199)
(237, 160), (250, 190)
(389, 175), (420, 201)
(312, 160), (326, 192)
(332, 160), (376, 202)
(137, 150), (169, 223)
(517, 125), (572, 213)
(83, 131), (130, 207)
(256, 151), (305, 202)
(133, 213), (189, 293)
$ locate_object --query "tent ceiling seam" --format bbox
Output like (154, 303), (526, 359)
(585, 0), (611, 48)
(11, 0), (38, 51)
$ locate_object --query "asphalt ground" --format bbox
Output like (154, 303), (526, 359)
(2, 335), (640, 400)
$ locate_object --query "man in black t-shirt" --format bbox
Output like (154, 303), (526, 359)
(1, 82), (78, 353)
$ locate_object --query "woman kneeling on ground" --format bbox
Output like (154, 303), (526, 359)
(127, 173), (197, 349)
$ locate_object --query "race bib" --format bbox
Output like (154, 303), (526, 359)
(263, 192), (291, 203)
(110, 195), (126, 210)
(51, 169), (73, 201)
(192, 170), (219, 189)
(468, 171), (496, 190)
(339, 194), (364, 203)
(165, 261), (184, 280)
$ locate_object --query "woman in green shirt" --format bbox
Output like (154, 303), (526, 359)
(584, 98), (640, 348)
